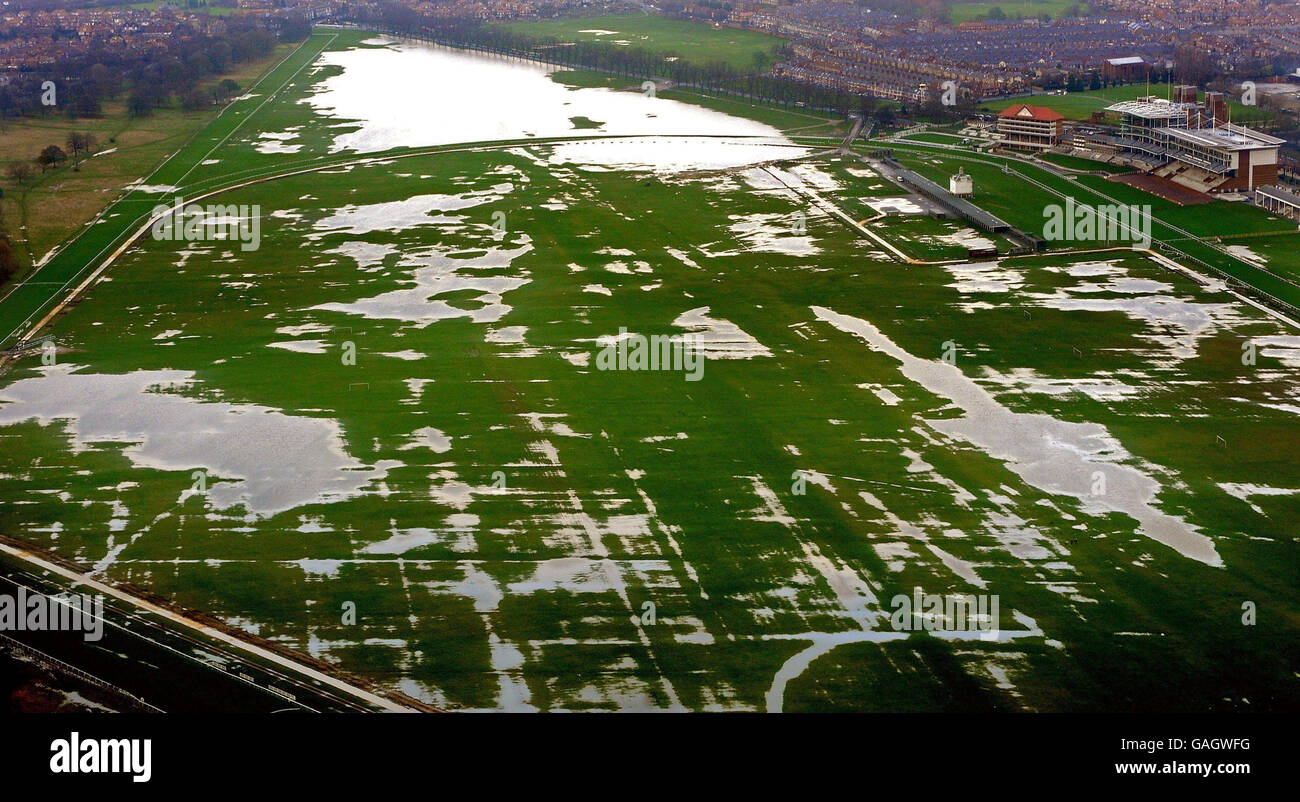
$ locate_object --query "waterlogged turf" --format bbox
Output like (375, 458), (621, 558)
(0, 32), (1297, 712)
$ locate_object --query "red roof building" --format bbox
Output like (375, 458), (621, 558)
(997, 104), (1065, 150)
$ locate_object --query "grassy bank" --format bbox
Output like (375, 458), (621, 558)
(0, 41), (299, 278)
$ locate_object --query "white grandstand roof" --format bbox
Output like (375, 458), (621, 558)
(1166, 123), (1284, 151)
(1106, 56), (1146, 66)
(1106, 98), (1196, 118)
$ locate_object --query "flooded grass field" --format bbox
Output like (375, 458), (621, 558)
(1, 30), (1297, 711)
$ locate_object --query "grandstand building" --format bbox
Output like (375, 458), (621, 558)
(1106, 94), (1283, 193)
(996, 104), (1065, 150)
(1256, 185), (1300, 222)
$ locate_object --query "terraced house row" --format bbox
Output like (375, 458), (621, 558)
(712, 0), (1300, 106)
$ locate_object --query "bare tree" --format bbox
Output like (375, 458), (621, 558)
(67, 131), (85, 159)
(6, 161), (35, 185)
(66, 131), (97, 167)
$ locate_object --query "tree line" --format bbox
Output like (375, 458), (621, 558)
(0, 13), (311, 287)
(0, 15), (309, 122)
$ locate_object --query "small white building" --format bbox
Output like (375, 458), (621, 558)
(949, 168), (973, 197)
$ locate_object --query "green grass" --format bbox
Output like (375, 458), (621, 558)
(1214, 231), (1300, 284)
(0, 43), (295, 278)
(869, 213), (1017, 260)
(892, 149), (1064, 231)
(496, 13), (787, 72)
(949, 0), (1086, 23)
(0, 32), (336, 343)
(1074, 173), (1295, 237)
(0, 28), (1297, 713)
(118, 1), (241, 15)
(900, 132), (971, 145)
